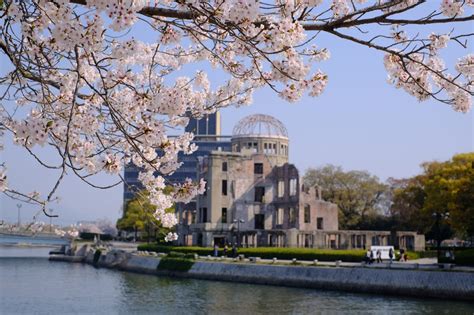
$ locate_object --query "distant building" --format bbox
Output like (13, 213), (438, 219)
(123, 112), (231, 202)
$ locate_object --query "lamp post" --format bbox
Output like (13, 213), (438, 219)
(233, 219), (245, 247)
(432, 211), (450, 263)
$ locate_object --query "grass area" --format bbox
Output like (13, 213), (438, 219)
(417, 250), (437, 258)
(157, 257), (195, 272)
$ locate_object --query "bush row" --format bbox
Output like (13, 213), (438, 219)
(439, 249), (474, 266)
(425, 246), (474, 252)
(455, 249), (474, 266)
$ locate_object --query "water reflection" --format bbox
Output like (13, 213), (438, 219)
(0, 245), (56, 257)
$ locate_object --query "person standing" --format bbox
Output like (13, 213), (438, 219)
(232, 243), (237, 258)
(213, 243), (219, 257)
(376, 250), (382, 263)
(389, 248), (394, 264)
(366, 249), (372, 264)
(223, 244), (228, 257)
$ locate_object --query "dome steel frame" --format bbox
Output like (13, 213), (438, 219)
(232, 114), (288, 139)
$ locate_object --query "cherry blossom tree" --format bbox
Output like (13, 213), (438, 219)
(0, 1), (472, 239)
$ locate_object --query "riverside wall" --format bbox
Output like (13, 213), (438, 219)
(50, 249), (474, 301)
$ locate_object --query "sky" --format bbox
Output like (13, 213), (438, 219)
(0, 6), (473, 226)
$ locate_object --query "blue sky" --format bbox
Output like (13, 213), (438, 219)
(1, 10), (472, 225)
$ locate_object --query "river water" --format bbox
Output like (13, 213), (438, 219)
(0, 246), (473, 315)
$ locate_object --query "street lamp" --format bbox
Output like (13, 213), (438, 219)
(432, 211), (450, 263)
(233, 219), (245, 247)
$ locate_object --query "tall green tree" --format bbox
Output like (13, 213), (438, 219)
(117, 190), (175, 242)
(422, 153), (474, 240)
(388, 176), (428, 233)
(303, 165), (388, 229)
(390, 153), (474, 241)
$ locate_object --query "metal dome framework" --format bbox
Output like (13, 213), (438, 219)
(232, 114), (288, 139)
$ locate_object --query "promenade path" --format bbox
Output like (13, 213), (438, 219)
(162, 254), (474, 272)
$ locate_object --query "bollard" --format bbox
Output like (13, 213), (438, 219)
(335, 260), (342, 267)
(313, 259), (318, 266)
(292, 258), (297, 264)
(273, 257), (277, 264)
(194, 253), (199, 260)
(207, 255), (211, 260)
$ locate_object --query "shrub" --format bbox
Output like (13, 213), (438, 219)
(454, 249), (474, 266)
(439, 249), (474, 266)
(157, 257), (194, 272)
(167, 251), (186, 258)
(93, 249), (102, 265)
(237, 247), (366, 262)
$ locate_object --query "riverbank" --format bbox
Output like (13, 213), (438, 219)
(50, 247), (474, 301)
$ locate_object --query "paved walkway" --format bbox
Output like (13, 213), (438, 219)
(187, 255), (474, 272)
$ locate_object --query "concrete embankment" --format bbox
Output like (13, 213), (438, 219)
(50, 249), (474, 301)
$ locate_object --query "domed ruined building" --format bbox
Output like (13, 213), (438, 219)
(125, 112), (424, 250)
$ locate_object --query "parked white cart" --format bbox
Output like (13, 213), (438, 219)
(370, 246), (395, 260)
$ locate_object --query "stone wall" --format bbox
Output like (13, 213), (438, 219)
(73, 251), (474, 301)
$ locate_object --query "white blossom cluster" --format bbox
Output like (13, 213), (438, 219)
(165, 232), (179, 242)
(29, 221), (45, 233)
(55, 224), (80, 239)
(1, 0), (472, 241)
(384, 30), (472, 112)
(456, 54), (474, 82)
(0, 166), (6, 192)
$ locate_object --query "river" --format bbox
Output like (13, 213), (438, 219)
(0, 246), (473, 315)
